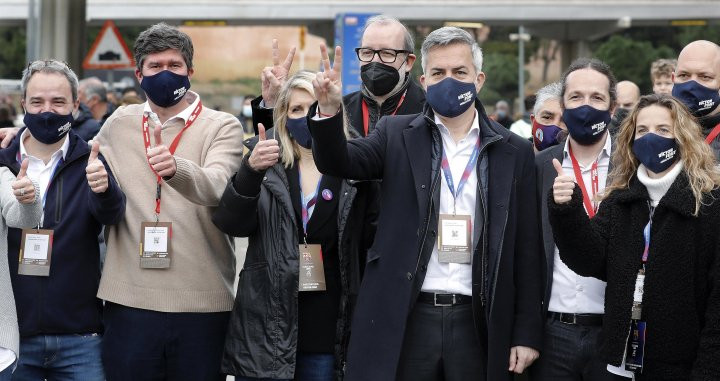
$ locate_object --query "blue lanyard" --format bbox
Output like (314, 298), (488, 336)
(641, 203), (655, 267)
(440, 135), (481, 213)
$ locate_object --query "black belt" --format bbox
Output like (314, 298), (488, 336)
(549, 311), (603, 326)
(418, 292), (472, 306)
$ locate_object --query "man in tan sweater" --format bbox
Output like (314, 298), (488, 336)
(94, 23), (243, 380)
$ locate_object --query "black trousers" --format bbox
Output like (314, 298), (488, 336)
(529, 314), (628, 381)
(396, 301), (486, 381)
(102, 302), (230, 381)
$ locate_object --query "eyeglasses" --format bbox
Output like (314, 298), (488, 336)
(355, 48), (411, 63)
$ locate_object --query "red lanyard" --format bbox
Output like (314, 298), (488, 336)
(142, 101), (203, 216)
(568, 145), (599, 218)
(705, 122), (720, 144)
(361, 91), (406, 136)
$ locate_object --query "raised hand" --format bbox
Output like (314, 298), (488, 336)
(552, 158), (576, 204)
(248, 123), (279, 172)
(146, 125), (177, 178)
(312, 44), (343, 116)
(261, 39), (296, 107)
(12, 159), (35, 204)
(86, 141), (109, 193)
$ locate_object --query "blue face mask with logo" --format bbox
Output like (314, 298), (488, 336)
(562, 105), (611, 145)
(140, 70), (191, 108)
(425, 77), (477, 118)
(286, 116), (312, 149)
(632, 133), (679, 174)
(532, 119), (563, 151)
(671, 80), (720, 117)
(23, 111), (74, 144)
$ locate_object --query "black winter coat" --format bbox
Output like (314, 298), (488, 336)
(212, 134), (375, 380)
(549, 173), (720, 380)
(309, 100), (543, 381)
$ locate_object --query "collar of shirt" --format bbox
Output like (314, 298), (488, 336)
(143, 90), (200, 127)
(434, 109), (481, 142)
(562, 132), (612, 166)
(19, 128), (70, 162)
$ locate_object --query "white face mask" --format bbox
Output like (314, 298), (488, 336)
(242, 105), (252, 118)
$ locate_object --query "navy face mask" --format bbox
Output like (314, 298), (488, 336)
(286, 116), (312, 149)
(532, 120), (563, 151)
(140, 70), (191, 108)
(23, 111), (74, 144)
(671, 80), (720, 117)
(425, 77), (477, 118)
(632, 133), (679, 174)
(562, 105), (611, 145)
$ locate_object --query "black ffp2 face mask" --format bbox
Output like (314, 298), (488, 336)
(361, 62), (402, 96)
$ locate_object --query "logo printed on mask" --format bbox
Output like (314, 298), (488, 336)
(699, 99), (715, 111)
(174, 87), (187, 98)
(458, 91), (474, 105)
(591, 122), (606, 134)
(658, 147), (676, 163)
(57, 122), (71, 134)
(535, 128), (544, 141)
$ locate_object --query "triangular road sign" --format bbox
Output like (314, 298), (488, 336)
(83, 20), (135, 70)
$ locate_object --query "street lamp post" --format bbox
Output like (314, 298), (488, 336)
(509, 25), (531, 116)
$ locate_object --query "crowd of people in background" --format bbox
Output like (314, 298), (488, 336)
(0, 14), (718, 381)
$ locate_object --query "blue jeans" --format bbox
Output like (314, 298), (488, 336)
(12, 334), (104, 381)
(234, 352), (334, 381)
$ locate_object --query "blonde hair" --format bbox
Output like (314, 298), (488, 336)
(272, 71), (351, 168)
(603, 93), (720, 215)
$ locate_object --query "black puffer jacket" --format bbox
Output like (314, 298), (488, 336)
(549, 172), (720, 380)
(212, 133), (375, 380)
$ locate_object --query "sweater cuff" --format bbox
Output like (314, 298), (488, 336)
(165, 156), (193, 188)
(233, 155), (265, 197)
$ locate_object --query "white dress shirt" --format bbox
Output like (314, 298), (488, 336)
(19, 129), (70, 227)
(0, 347), (14, 372)
(547, 135), (611, 314)
(143, 91), (200, 128)
(421, 111), (480, 296)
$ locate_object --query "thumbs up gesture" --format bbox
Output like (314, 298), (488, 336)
(86, 141), (109, 193)
(12, 159), (36, 204)
(146, 125), (177, 178)
(248, 123), (279, 172)
(552, 158), (576, 204)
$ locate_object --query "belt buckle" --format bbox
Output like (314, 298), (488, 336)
(559, 313), (577, 325)
(434, 293), (455, 307)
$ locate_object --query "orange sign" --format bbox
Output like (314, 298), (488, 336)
(83, 20), (135, 70)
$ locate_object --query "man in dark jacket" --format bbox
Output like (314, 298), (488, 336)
(672, 40), (720, 159)
(4, 59), (125, 380)
(250, 15), (425, 137)
(309, 27), (542, 381)
(531, 58), (621, 380)
(71, 102), (101, 142)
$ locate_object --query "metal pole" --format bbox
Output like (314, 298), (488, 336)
(26, 0), (37, 63)
(518, 25), (525, 116)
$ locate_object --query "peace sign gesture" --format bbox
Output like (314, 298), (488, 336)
(313, 43), (343, 116)
(261, 39), (296, 107)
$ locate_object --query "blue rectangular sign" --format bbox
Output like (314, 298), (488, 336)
(334, 13), (378, 96)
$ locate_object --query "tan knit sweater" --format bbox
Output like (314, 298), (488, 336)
(95, 101), (244, 313)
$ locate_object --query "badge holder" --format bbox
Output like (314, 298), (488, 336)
(625, 269), (646, 373)
(140, 218), (172, 269)
(19, 226), (54, 276)
(298, 236), (326, 292)
(438, 210), (472, 264)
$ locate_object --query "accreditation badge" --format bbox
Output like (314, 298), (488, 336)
(437, 214), (472, 263)
(625, 319), (647, 373)
(298, 244), (326, 291)
(18, 229), (54, 276)
(140, 221), (172, 269)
